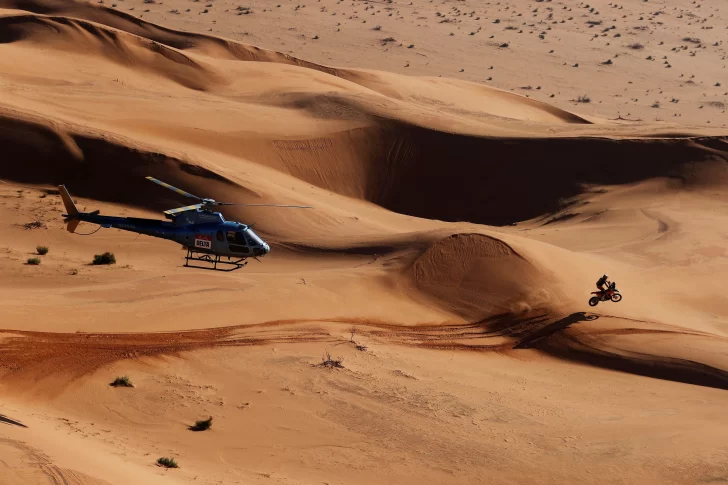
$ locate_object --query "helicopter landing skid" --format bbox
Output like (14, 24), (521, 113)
(184, 248), (247, 272)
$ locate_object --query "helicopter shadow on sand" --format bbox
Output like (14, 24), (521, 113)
(514, 312), (599, 349)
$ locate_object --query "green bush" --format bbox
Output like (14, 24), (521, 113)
(36, 246), (49, 255)
(157, 457), (179, 468)
(110, 376), (133, 387)
(27, 257), (41, 265)
(93, 252), (116, 265)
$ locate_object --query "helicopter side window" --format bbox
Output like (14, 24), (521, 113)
(216, 230), (224, 242)
(226, 230), (246, 245)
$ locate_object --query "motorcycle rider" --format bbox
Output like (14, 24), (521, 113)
(596, 274), (610, 299)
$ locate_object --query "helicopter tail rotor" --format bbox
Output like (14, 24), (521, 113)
(65, 219), (81, 233)
(58, 185), (82, 233)
(58, 185), (79, 217)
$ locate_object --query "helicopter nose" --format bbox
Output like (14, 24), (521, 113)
(254, 243), (270, 257)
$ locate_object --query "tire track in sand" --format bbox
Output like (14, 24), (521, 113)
(2, 312), (727, 391)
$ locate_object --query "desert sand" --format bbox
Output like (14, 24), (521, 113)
(0, 0), (727, 483)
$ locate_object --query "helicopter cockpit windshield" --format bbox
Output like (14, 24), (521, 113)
(225, 227), (268, 256)
(245, 229), (265, 247)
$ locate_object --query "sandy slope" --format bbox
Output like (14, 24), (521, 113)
(1, 1), (728, 484)
(6, 0), (726, 126)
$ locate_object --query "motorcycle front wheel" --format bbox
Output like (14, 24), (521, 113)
(611, 293), (623, 303)
(588, 296), (600, 307)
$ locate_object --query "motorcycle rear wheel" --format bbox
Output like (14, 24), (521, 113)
(588, 296), (600, 307)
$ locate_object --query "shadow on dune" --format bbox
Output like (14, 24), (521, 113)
(523, 314), (728, 391)
(0, 413), (28, 427)
(0, 115), (250, 215)
(514, 312), (598, 349)
(372, 128), (728, 226)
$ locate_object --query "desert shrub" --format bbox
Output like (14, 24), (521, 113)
(628, 42), (644, 49)
(36, 246), (49, 255)
(190, 416), (213, 431)
(576, 95), (591, 103)
(157, 457), (178, 468)
(23, 220), (46, 229)
(27, 257), (41, 265)
(93, 252), (116, 265)
(110, 376), (133, 387)
(319, 350), (344, 368)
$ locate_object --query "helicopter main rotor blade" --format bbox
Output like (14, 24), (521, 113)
(146, 176), (202, 200)
(163, 203), (204, 216)
(216, 203), (313, 209)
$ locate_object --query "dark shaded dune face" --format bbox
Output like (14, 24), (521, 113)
(411, 233), (556, 321)
(264, 124), (728, 226)
(0, 115), (249, 213)
(0, 14), (57, 44)
(371, 129), (728, 226)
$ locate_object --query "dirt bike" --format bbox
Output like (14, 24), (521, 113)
(588, 282), (622, 307)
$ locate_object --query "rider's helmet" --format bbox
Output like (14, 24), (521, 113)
(603, 274), (608, 278)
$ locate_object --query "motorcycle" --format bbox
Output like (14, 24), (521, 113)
(588, 281), (622, 307)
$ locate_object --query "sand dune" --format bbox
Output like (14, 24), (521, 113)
(1, 0), (728, 484)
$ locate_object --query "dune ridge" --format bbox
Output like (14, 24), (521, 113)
(1, 1), (726, 229)
(2, 101), (726, 228)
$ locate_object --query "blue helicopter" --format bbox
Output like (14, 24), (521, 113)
(59, 176), (312, 271)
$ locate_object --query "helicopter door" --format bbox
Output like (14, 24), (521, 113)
(226, 230), (250, 254)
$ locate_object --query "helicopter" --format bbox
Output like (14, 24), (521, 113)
(58, 176), (312, 271)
